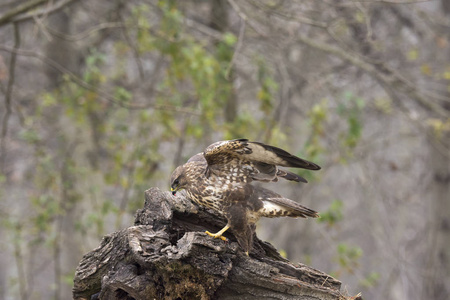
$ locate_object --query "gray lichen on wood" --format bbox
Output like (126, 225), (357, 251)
(73, 187), (344, 299)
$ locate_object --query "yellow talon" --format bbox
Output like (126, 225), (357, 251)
(205, 224), (230, 241)
(205, 231), (228, 241)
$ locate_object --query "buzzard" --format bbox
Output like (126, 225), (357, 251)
(170, 139), (320, 255)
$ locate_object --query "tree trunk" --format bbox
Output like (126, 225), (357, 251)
(73, 188), (352, 300)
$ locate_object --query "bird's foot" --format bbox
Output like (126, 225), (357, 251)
(205, 231), (228, 241)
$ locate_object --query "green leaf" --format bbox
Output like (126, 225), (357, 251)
(19, 129), (40, 143)
(359, 272), (380, 288)
(334, 242), (363, 271)
(223, 32), (237, 46)
(407, 49), (418, 61)
(317, 199), (344, 226)
(114, 87), (133, 103)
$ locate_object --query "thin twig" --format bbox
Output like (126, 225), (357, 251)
(13, 224), (28, 300)
(32, 14), (53, 42)
(354, 1), (373, 42)
(53, 221), (62, 300)
(0, 0), (47, 27)
(11, 0), (78, 24)
(226, 0), (267, 37)
(41, 21), (182, 46)
(185, 18), (223, 40)
(225, 19), (245, 80)
(1, 22), (20, 172)
(323, 0), (431, 6)
(40, 22), (125, 42)
(115, 145), (138, 230)
(248, 0), (328, 28)
(118, 11), (145, 80)
(0, 1), (18, 9)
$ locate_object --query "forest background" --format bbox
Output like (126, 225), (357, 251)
(0, 1), (449, 299)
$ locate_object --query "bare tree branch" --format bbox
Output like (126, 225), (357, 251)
(217, 1), (448, 119)
(322, 0), (433, 6)
(227, 0), (268, 37)
(42, 21), (124, 41)
(296, 34), (450, 119)
(0, 45), (201, 115)
(117, 9), (145, 81)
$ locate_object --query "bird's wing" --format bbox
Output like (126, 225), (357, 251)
(203, 138), (320, 183)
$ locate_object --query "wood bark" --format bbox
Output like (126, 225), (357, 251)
(73, 187), (350, 300)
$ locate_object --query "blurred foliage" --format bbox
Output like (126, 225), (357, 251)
(320, 202), (380, 291)
(374, 97), (393, 114)
(317, 199), (344, 227)
(427, 118), (450, 139)
(278, 248), (288, 259)
(337, 91), (365, 159)
(359, 271), (381, 289)
(0, 1), (404, 298)
(6, 2), (295, 273)
(306, 99), (328, 159)
(294, 99), (328, 182)
(257, 57), (278, 115)
(335, 242), (363, 274)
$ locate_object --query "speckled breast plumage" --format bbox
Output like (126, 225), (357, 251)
(183, 161), (230, 214)
(185, 187), (225, 213)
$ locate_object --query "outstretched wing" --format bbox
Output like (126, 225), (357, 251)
(203, 138), (320, 183)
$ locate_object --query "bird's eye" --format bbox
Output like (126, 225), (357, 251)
(174, 179), (179, 186)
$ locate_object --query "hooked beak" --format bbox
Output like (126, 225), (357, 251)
(171, 187), (176, 196)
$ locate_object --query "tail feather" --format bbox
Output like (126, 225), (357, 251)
(261, 198), (319, 218)
(254, 186), (318, 218)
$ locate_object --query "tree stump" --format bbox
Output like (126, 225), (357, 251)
(73, 187), (347, 300)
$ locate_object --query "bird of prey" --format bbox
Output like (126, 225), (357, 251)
(170, 139), (320, 255)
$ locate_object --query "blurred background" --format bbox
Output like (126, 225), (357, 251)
(0, 0), (449, 299)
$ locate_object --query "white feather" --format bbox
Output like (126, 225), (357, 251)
(261, 200), (285, 214)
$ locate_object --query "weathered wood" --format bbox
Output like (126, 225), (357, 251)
(73, 187), (345, 300)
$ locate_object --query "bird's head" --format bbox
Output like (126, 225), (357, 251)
(170, 165), (188, 195)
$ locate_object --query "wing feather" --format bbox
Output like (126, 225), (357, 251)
(203, 139), (319, 183)
(246, 141), (321, 170)
(276, 169), (308, 183)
